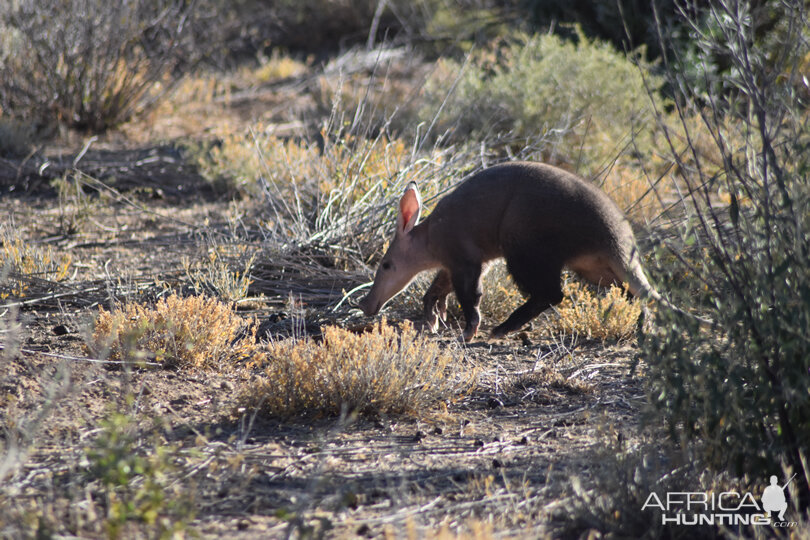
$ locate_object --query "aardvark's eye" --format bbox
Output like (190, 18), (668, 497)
(381, 261), (392, 271)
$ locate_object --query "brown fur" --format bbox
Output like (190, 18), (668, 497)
(359, 161), (659, 341)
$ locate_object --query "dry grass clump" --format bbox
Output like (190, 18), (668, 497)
(250, 50), (309, 82)
(506, 366), (594, 405)
(240, 319), (469, 418)
(0, 226), (72, 299)
(88, 294), (264, 369)
(193, 124), (414, 202)
(182, 244), (255, 304)
(542, 280), (642, 341)
(191, 122), (458, 269)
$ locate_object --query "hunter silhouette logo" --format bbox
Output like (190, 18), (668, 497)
(761, 474), (795, 522)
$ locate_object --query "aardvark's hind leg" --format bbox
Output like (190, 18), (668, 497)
(492, 250), (563, 338)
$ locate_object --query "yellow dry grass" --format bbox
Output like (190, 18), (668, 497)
(248, 51), (309, 82)
(240, 319), (470, 418)
(193, 124), (414, 201)
(0, 226), (72, 299)
(542, 280), (642, 341)
(88, 294), (264, 369)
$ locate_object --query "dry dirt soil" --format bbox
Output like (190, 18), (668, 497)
(0, 100), (651, 539)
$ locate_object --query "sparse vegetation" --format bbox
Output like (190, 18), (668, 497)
(190, 119), (462, 270)
(0, 0), (200, 132)
(1, 0), (807, 537)
(84, 411), (196, 539)
(182, 245), (256, 304)
(0, 225), (72, 299)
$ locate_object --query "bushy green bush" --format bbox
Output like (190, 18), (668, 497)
(419, 31), (664, 169)
(85, 411), (195, 538)
(641, 0), (810, 500)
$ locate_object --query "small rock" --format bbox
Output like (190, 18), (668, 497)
(52, 324), (70, 336)
(268, 311), (288, 323)
(170, 394), (189, 406)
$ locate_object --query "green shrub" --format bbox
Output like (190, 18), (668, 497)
(419, 31), (664, 169)
(640, 0), (810, 500)
(85, 411), (195, 539)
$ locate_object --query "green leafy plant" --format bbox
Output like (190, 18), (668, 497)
(420, 30), (664, 169)
(641, 0), (810, 499)
(85, 411), (195, 539)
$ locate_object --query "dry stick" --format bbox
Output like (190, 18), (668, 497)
(14, 347), (162, 367)
(0, 275), (157, 310)
(0, 286), (104, 310)
(72, 170), (197, 229)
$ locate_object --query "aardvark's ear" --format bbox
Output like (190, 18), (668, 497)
(396, 182), (421, 235)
